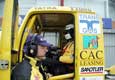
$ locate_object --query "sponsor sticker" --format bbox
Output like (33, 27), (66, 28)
(83, 36), (98, 49)
(79, 14), (101, 34)
(80, 76), (103, 80)
(80, 66), (104, 74)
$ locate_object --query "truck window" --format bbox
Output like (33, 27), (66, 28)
(0, 0), (5, 30)
(41, 32), (59, 46)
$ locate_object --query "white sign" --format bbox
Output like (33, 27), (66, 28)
(80, 66), (104, 74)
(80, 76), (103, 80)
(79, 14), (101, 34)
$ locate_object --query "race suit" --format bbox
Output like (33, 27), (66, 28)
(11, 55), (45, 80)
(59, 41), (74, 63)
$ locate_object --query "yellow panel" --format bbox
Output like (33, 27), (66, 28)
(0, 0), (14, 80)
(75, 12), (105, 80)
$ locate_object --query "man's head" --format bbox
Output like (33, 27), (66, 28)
(64, 24), (74, 40)
(24, 34), (51, 59)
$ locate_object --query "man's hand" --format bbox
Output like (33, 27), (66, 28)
(46, 73), (53, 79)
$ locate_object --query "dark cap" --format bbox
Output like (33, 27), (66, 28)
(36, 35), (51, 47)
(23, 34), (51, 54)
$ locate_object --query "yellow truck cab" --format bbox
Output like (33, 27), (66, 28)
(0, 0), (105, 80)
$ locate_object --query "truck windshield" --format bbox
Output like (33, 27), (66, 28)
(0, 0), (5, 31)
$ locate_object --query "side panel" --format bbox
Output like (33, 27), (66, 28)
(75, 12), (105, 80)
(0, 0), (18, 80)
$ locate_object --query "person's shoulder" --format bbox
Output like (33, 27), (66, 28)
(12, 59), (31, 76)
(16, 59), (30, 68)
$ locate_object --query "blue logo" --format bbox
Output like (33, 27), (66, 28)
(80, 20), (99, 34)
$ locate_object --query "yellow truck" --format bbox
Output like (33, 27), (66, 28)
(0, 0), (108, 80)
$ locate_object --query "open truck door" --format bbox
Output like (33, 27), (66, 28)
(0, 0), (18, 80)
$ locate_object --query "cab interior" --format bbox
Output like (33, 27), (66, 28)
(31, 13), (74, 48)
(12, 12), (75, 79)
